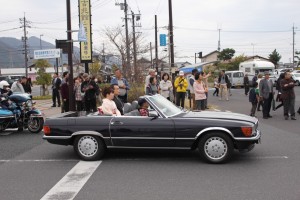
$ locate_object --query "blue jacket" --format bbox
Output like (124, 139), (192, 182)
(111, 77), (130, 91)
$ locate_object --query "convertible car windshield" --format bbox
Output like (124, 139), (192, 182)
(147, 95), (182, 117)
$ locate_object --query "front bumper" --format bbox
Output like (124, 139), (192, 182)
(234, 130), (261, 143)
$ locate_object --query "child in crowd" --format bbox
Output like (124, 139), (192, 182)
(249, 82), (259, 117)
(213, 77), (219, 96)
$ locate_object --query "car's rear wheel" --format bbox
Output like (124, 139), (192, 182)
(295, 81), (300, 86)
(74, 135), (105, 161)
(198, 132), (233, 164)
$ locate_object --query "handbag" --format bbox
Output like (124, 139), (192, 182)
(276, 93), (282, 102)
(272, 98), (276, 111)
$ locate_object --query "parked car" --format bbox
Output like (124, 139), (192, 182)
(292, 73), (300, 86)
(43, 94), (261, 164)
(225, 71), (244, 88)
(0, 76), (13, 86)
(0, 75), (23, 87)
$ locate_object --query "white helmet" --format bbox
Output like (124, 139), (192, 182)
(0, 81), (10, 89)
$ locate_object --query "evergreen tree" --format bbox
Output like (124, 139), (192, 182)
(268, 49), (281, 69)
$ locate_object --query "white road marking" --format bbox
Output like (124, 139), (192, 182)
(0, 159), (78, 163)
(40, 161), (101, 200)
(247, 156), (288, 159)
(225, 110), (232, 112)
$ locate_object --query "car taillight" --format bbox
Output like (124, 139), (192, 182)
(241, 127), (252, 137)
(43, 126), (51, 135)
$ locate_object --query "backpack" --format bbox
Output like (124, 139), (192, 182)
(249, 88), (257, 103)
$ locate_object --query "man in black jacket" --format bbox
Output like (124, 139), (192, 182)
(81, 73), (99, 112)
(111, 84), (124, 115)
(51, 73), (61, 107)
(244, 74), (250, 96)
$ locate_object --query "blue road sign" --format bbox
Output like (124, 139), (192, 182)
(160, 34), (167, 46)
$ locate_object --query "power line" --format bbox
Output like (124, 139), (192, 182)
(0, 27), (20, 33)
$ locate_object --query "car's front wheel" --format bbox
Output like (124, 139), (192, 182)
(198, 132), (233, 164)
(295, 81), (300, 86)
(74, 135), (105, 161)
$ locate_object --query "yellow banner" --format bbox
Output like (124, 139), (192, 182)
(79, 0), (92, 62)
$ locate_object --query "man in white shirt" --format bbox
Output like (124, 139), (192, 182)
(11, 77), (26, 94)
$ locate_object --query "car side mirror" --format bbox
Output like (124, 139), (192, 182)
(149, 110), (159, 118)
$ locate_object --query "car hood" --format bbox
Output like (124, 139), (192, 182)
(179, 111), (258, 124)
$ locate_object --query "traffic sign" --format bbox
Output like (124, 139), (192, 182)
(160, 34), (167, 46)
(34, 49), (61, 59)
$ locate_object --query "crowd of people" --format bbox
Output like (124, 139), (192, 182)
(247, 70), (300, 120)
(51, 68), (300, 120)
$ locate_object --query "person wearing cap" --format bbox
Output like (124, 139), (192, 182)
(138, 98), (149, 116)
(174, 71), (188, 107)
(259, 71), (274, 119)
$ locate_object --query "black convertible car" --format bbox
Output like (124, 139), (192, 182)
(43, 94), (261, 164)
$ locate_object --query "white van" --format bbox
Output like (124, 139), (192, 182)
(225, 71), (244, 87)
(239, 59), (276, 86)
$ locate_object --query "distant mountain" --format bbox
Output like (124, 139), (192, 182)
(0, 36), (80, 68)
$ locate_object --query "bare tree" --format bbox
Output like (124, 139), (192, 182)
(102, 25), (151, 82)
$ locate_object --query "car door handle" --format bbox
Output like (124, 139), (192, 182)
(110, 121), (124, 125)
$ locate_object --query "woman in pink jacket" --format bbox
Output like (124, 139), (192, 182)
(193, 72), (207, 110)
(98, 86), (121, 116)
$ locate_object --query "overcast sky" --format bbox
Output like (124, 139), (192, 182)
(1, 0), (299, 64)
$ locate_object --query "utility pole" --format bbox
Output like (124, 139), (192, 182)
(195, 53), (196, 64)
(132, 11), (137, 81)
(168, 0), (175, 69)
(124, 0), (131, 78)
(150, 42), (153, 68)
(40, 34), (43, 49)
(292, 24), (297, 67)
(66, 0), (75, 111)
(20, 14), (30, 78)
(155, 15), (158, 73)
(218, 28), (221, 51)
(102, 42), (105, 62)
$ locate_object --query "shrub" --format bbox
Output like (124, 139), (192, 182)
(127, 82), (145, 103)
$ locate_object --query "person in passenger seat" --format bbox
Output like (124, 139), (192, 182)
(98, 87), (121, 116)
(138, 98), (149, 116)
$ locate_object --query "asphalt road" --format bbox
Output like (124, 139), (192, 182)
(0, 87), (300, 200)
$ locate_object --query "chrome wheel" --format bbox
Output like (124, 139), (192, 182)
(77, 136), (98, 158)
(28, 118), (44, 133)
(204, 137), (227, 160)
(199, 132), (233, 163)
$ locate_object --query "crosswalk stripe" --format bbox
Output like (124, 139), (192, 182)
(40, 161), (101, 200)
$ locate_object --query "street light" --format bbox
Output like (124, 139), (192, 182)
(40, 34), (43, 49)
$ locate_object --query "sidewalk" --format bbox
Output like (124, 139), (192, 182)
(34, 99), (61, 117)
